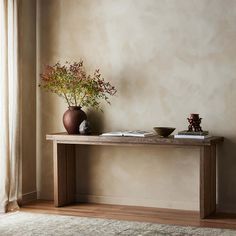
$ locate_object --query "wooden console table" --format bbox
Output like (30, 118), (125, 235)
(46, 133), (224, 219)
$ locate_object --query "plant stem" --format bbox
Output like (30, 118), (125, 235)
(73, 90), (77, 106)
(78, 92), (87, 107)
(63, 92), (70, 107)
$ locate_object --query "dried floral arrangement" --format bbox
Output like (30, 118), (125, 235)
(39, 61), (117, 109)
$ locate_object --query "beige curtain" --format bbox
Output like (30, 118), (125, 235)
(0, 0), (21, 213)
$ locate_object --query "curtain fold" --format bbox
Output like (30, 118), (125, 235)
(0, 0), (21, 213)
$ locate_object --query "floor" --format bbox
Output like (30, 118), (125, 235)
(20, 200), (236, 230)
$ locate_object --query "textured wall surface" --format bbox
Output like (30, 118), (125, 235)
(19, 0), (36, 197)
(38, 0), (236, 211)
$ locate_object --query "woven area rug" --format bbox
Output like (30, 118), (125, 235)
(0, 212), (236, 236)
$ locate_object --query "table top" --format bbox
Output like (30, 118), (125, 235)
(46, 132), (224, 147)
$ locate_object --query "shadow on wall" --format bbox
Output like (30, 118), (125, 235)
(86, 109), (104, 134)
(38, 0), (65, 199)
(75, 145), (92, 202)
(218, 138), (236, 212)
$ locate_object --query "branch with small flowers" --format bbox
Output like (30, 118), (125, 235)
(39, 61), (117, 110)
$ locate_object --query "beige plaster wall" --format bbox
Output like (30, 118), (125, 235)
(19, 0), (37, 198)
(38, 0), (236, 211)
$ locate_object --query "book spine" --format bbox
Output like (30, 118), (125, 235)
(178, 132), (209, 136)
(174, 135), (206, 139)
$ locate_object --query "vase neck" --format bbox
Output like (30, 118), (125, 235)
(69, 106), (81, 110)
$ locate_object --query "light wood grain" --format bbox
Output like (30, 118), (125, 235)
(47, 133), (224, 147)
(20, 201), (236, 230)
(54, 142), (76, 206)
(48, 132), (224, 219)
(200, 144), (216, 219)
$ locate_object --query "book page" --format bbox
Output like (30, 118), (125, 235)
(100, 132), (123, 136)
(100, 130), (154, 137)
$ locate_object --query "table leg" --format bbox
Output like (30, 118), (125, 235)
(200, 144), (216, 219)
(53, 142), (76, 206)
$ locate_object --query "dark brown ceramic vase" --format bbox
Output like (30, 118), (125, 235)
(63, 106), (87, 134)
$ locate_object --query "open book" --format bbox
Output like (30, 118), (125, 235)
(100, 130), (155, 137)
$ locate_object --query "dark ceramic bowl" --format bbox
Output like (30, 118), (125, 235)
(153, 127), (175, 137)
